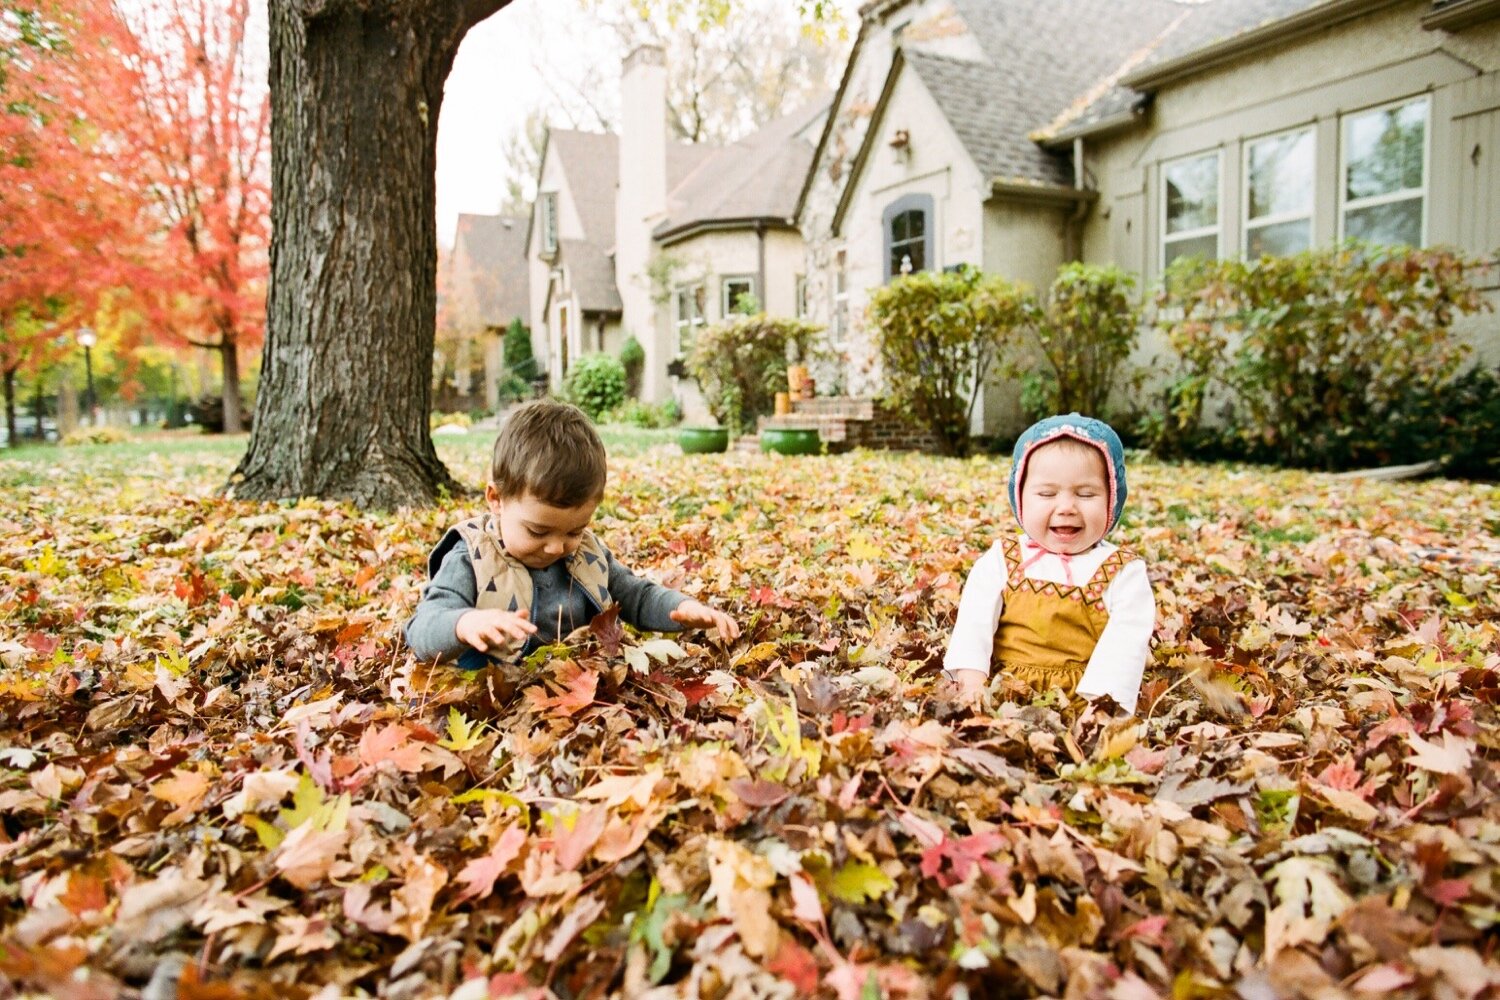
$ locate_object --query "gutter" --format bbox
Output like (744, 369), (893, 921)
(654, 216), (798, 247)
(1065, 137), (1091, 263)
(1037, 102), (1149, 150)
(1421, 0), (1500, 30)
(988, 180), (1097, 208)
(1120, 0), (1409, 90)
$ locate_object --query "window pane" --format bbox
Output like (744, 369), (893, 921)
(891, 212), (907, 242)
(1346, 100), (1426, 201)
(902, 209), (924, 240)
(1345, 197), (1422, 247)
(1165, 153), (1219, 233)
(891, 238), (924, 276)
(1248, 130), (1313, 220)
(1164, 233), (1218, 267)
(1247, 218), (1312, 257)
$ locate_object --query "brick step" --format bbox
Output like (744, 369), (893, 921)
(732, 434), (760, 453)
(788, 396), (876, 420)
(757, 413), (853, 444)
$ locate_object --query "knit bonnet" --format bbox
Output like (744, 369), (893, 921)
(1007, 413), (1128, 536)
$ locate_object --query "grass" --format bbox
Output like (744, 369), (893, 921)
(0, 424), (682, 491)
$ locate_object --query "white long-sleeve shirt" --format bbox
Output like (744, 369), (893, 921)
(944, 533), (1156, 714)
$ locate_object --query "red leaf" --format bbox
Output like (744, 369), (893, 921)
(456, 826), (527, 902)
(1424, 878), (1470, 906)
(674, 677), (717, 706)
(766, 938), (820, 994)
(730, 779), (791, 808)
(590, 605), (624, 657)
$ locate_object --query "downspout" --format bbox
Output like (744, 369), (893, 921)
(1066, 136), (1090, 261)
(756, 221), (767, 312)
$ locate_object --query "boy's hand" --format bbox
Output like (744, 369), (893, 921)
(670, 600), (741, 640)
(456, 608), (537, 653)
(946, 668), (989, 701)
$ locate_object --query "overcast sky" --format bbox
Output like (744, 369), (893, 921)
(434, 0), (857, 250)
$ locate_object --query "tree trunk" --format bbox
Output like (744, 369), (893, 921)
(231, 0), (508, 507)
(219, 332), (243, 434)
(3, 366), (15, 449)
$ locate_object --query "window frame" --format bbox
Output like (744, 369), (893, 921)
(1338, 94), (1430, 247)
(673, 281), (707, 356)
(1242, 125), (1316, 258)
(720, 275), (757, 317)
(794, 274), (807, 319)
(881, 192), (934, 282)
(540, 192), (558, 255)
(1160, 149), (1223, 271)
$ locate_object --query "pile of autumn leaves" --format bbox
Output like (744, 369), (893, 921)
(1, 446), (1497, 1000)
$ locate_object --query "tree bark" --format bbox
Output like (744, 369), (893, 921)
(3, 366), (15, 449)
(219, 331), (243, 434)
(231, 0), (508, 507)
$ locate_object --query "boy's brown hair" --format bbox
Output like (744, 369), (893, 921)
(490, 400), (607, 507)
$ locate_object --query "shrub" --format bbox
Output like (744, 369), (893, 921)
(500, 318), (538, 401)
(62, 425), (128, 446)
(619, 335), (645, 399)
(604, 398), (682, 429)
(1147, 243), (1487, 469)
(867, 265), (1030, 457)
(686, 314), (823, 435)
(564, 353), (627, 420)
(428, 411), (471, 430)
(1022, 263), (1141, 421)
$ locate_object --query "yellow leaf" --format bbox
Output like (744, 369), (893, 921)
(826, 862), (894, 904)
(847, 532), (881, 561)
(439, 707), (487, 751)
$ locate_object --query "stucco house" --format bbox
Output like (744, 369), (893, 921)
(525, 46), (825, 405)
(442, 212), (530, 411)
(797, 0), (1500, 438)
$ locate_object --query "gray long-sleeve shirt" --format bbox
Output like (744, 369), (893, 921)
(403, 536), (687, 664)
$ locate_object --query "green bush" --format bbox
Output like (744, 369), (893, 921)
(867, 265), (1030, 457)
(564, 353), (627, 420)
(686, 314), (823, 435)
(1022, 263), (1141, 421)
(1146, 243), (1488, 469)
(604, 398), (682, 429)
(500, 318), (538, 401)
(619, 335), (645, 399)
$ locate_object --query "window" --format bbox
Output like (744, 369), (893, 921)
(674, 283), (706, 355)
(794, 274), (807, 318)
(882, 193), (933, 281)
(832, 249), (848, 347)
(1245, 127), (1314, 257)
(721, 276), (757, 317)
(540, 192), (558, 255)
(1162, 151), (1220, 268)
(1342, 96), (1427, 247)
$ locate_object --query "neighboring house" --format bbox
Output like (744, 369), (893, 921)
(799, 0), (1500, 438)
(445, 213), (531, 411)
(526, 45), (825, 405)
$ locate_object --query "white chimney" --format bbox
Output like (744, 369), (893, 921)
(616, 44), (670, 400)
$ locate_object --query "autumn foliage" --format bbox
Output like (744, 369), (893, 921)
(1, 443), (1497, 997)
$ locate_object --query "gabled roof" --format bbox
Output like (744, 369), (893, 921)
(452, 213), (530, 327)
(1041, 0), (1414, 143)
(655, 101), (827, 243)
(558, 238), (623, 315)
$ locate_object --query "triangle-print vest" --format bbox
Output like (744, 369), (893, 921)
(442, 514), (612, 664)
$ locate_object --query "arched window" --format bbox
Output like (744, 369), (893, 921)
(882, 193), (934, 282)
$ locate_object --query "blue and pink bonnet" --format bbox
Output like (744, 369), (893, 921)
(1007, 413), (1128, 535)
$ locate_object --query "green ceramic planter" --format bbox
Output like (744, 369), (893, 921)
(760, 427), (821, 455)
(678, 426), (729, 454)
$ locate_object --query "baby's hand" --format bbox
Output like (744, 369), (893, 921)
(946, 668), (989, 701)
(456, 608), (537, 653)
(670, 600), (741, 640)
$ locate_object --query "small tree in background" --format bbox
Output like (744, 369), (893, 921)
(867, 266), (1030, 458)
(1023, 263), (1141, 421)
(619, 335), (645, 399)
(686, 314), (823, 435)
(1147, 243), (1488, 469)
(499, 318), (537, 402)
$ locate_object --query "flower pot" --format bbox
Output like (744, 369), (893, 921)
(760, 427), (821, 455)
(678, 426), (729, 454)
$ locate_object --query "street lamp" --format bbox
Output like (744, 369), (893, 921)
(76, 327), (97, 426)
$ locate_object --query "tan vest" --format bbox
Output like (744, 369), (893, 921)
(448, 514), (612, 664)
(991, 535), (1135, 693)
